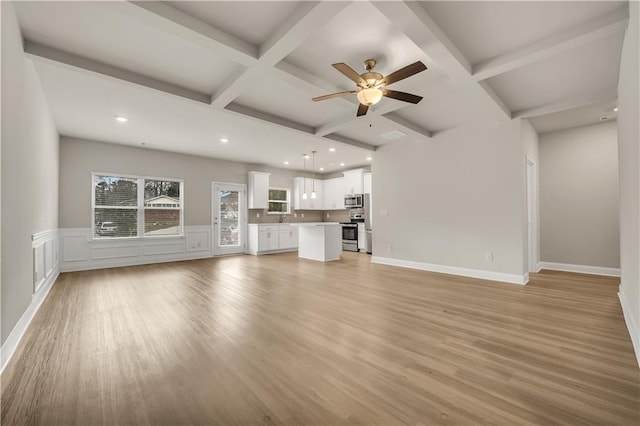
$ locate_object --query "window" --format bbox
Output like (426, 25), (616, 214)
(93, 174), (183, 239)
(267, 188), (290, 214)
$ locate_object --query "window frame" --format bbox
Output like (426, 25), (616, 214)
(267, 187), (291, 215)
(91, 172), (184, 240)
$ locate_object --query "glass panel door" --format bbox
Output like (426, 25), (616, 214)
(212, 183), (246, 256)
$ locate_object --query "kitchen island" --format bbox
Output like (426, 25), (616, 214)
(291, 222), (341, 262)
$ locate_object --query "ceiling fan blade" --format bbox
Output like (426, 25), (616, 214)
(357, 103), (369, 117)
(382, 61), (427, 86)
(312, 91), (356, 102)
(333, 63), (366, 86)
(383, 89), (423, 104)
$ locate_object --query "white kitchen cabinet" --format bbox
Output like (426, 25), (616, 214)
(363, 172), (372, 195)
(248, 171), (270, 209)
(343, 169), (365, 195)
(248, 224), (298, 254)
(322, 177), (345, 210)
(293, 177), (323, 210)
(279, 226), (298, 249)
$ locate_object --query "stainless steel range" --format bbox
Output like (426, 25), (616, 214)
(342, 194), (371, 252)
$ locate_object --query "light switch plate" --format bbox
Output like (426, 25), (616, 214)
(380, 209), (388, 216)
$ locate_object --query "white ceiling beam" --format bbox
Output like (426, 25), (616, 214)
(211, 1), (349, 108)
(24, 41), (212, 105)
(322, 134), (378, 152)
(258, 1), (350, 64)
(380, 112), (433, 139)
(372, 1), (511, 119)
(123, 1), (258, 66)
(224, 103), (376, 152)
(512, 91), (616, 119)
(473, 6), (629, 81)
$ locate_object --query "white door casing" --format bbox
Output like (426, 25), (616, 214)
(212, 182), (246, 256)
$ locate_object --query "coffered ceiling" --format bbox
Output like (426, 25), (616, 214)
(14, 1), (628, 171)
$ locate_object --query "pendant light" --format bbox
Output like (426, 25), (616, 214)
(302, 153), (308, 200)
(311, 151), (317, 199)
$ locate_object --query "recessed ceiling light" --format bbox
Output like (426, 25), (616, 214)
(220, 138), (229, 143)
(284, 161), (289, 165)
(319, 167), (325, 171)
(366, 156), (372, 161)
(614, 107), (618, 112)
(329, 147), (336, 152)
(304, 154), (310, 159)
(115, 115), (128, 123)
(339, 162), (345, 167)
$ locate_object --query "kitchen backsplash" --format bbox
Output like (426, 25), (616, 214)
(248, 209), (348, 224)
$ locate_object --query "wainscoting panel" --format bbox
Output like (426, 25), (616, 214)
(59, 226), (213, 272)
(32, 229), (59, 293)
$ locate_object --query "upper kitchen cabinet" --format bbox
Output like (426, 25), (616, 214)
(363, 172), (372, 195)
(248, 171), (270, 209)
(293, 177), (323, 210)
(343, 169), (370, 195)
(322, 177), (345, 210)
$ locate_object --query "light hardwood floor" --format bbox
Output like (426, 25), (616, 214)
(2, 252), (638, 425)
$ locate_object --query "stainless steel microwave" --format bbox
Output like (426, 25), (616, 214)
(344, 194), (364, 208)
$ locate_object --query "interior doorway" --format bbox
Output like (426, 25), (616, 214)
(526, 157), (538, 273)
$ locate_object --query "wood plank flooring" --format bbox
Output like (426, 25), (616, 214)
(2, 252), (638, 425)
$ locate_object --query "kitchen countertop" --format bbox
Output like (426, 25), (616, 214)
(289, 222), (341, 226)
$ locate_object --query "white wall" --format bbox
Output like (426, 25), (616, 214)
(539, 122), (619, 269)
(617, 1), (640, 366)
(1, 2), (59, 344)
(372, 118), (528, 283)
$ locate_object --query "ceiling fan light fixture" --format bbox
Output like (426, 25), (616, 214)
(357, 87), (383, 106)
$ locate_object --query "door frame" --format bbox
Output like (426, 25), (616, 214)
(526, 157), (538, 273)
(211, 182), (247, 256)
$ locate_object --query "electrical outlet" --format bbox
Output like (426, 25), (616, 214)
(486, 252), (493, 262)
(388, 244), (392, 252)
(301, 213), (304, 218)
(294, 213), (297, 218)
(256, 213), (260, 218)
(326, 213), (330, 218)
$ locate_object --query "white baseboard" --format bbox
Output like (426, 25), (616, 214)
(618, 288), (640, 369)
(1, 267), (59, 373)
(535, 262), (543, 273)
(371, 256), (528, 285)
(538, 261), (620, 277)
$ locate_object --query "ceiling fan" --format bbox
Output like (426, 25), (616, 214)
(312, 59), (427, 117)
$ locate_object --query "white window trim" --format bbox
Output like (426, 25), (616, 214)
(267, 187), (291, 215)
(91, 172), (185, 240)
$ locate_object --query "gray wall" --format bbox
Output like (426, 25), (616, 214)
(539, 122), (619, 268)
(617, 1), (639, 355)
(59, 137), (345, 228)
(1, 2), (59, 344)
(372, 118), (527, 276)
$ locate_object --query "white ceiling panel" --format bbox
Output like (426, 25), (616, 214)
(166, 1), (304, 48)
(233, 73), (354, 129)
(32, 59), (371, 172)
(14, 1), (241, 94)
(392, 83), (501, 133)
(285, 1), (447, 91)
(530, 99), (618, 134)
(485, 33), (624, 113)
(419, 1), (626, 65)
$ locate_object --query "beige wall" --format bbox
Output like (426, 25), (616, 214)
(1, 2), (59, 344)
(617, 1), (639, 359)
(372, 118), (526, 276)
(59, 137), (346, 228)
(539, 122), (619, 268)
